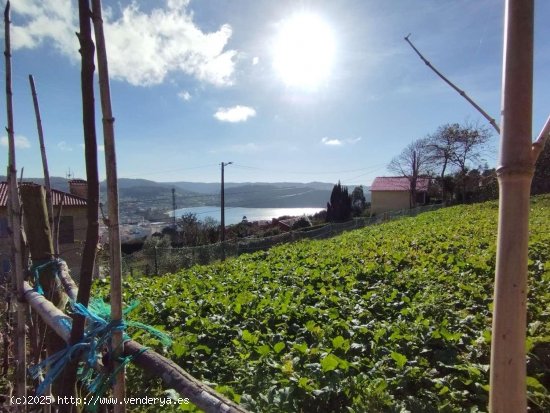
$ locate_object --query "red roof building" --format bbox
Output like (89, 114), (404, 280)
(0, 182), (87, 207)
(0, 181), (88, 281)
(370, 176), (431, 214)
(371, 176), (430, 192)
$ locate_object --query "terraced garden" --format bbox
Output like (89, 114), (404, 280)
(95, 195), (550, 412)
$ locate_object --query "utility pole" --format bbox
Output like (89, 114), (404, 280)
(172, 187), (177, 229)
(220, 162), (233, 244)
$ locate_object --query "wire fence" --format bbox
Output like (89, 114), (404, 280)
(117, 204), (445, 277)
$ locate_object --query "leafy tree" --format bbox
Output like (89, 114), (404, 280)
(388, 138), (431, 207)
(426, 122), (492, 202)
(326, 181), (352, 222)
(350, 186), (366, 215)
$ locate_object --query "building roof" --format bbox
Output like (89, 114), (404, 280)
(371, 176), (430, 192)
(0, 182), (87, 207)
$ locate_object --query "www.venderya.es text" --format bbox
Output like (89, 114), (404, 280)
(11, 395), (190, 406)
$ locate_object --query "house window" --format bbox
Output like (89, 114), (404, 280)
(0, 217), (8, 238)
(59, 216), (74, 244)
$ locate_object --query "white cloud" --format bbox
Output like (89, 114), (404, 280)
(178, 90), (192, 101)
(0, 135), (31, 149)
(58, 141), (73, 151)
(79, 143), (105, 152)
(214, 105), (256, 123)
(252, 56), (259, 65)
(321, 137), (342, 146)
(321, 137), (362, 146)
(10, 0), (237, 87)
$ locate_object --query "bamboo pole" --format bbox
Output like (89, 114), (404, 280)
(4, 0), (26, 401)
(489, 1), (534, 412)
(404, 34), (500, 134)
(91, 0), (125, 408)
(29, 74), (57, 254)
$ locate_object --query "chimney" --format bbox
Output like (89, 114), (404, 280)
(68, 179), (88, 199)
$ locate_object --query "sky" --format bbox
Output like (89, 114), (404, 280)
(0, 0), (549, 186)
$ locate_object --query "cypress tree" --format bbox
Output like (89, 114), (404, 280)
(326, 181), (352, 222)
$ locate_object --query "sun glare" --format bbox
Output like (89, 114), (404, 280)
(273, 13), (336, 90)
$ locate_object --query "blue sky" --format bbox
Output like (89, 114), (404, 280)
(1, 0), (549, 186)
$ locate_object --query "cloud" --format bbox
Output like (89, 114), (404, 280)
(321, 137), (342, 146)
(214, 105), (256, 123)
(10, 0), (237, 87)
(58, 141), (73, 151)
(178, 90), (192, 101)
(321, 137), (362, 146)
(79, 143), (105, 152)
(0, 135), (31, 149)
(252, 56), (259, 65)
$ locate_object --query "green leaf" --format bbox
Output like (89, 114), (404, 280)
(256, 344), (271, 356)
(194, 344), (212, 354)
(273, 342), (285, 354)
(293, 342), (308, 354)
(241, 329), (258, 344)
(526, 376), (545, 390)
(234, 302), (242, 314)
(391, 351), (407, 369)
(321, 354), (340, 372)
(172, 340), (186, 357)
(332, 336), (346, 349)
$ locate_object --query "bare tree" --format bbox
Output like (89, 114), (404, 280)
(388, 138), (431, 207)
(449, 122), (491, 175)
(426, 122), (492, 202)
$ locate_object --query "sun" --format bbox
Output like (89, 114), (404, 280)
(272, 13), (336, 90)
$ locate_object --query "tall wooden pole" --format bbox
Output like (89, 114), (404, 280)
(489, 1), (534, 411)
(29, 74), (56, 253)
(91, 0), (125, 409)
(60, 0), (100, 407)
(4, 1), (26, 401)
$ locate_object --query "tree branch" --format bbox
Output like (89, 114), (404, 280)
(404, 34), (500, 134)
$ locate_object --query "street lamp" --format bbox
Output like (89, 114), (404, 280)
(220, 161), (233, 245)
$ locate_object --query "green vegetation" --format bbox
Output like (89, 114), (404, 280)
(95, 196), (550, 412)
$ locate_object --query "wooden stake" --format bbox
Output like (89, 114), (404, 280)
(20, 184), (68, 402)
(4, 0), (26, 401)
(29, 74), (57, 254)
(404, 34), (500, 134)
(91, 0), (125, 408)
(490, 1), (534, 411)
(70, 0), (100, 348)
(22, 279), (251, 413)
(60, 0), (101, 406)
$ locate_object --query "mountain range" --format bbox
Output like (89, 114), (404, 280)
(1, 176), (370, 210)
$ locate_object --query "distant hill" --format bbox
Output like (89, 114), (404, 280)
(0, 176), (370, 212)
